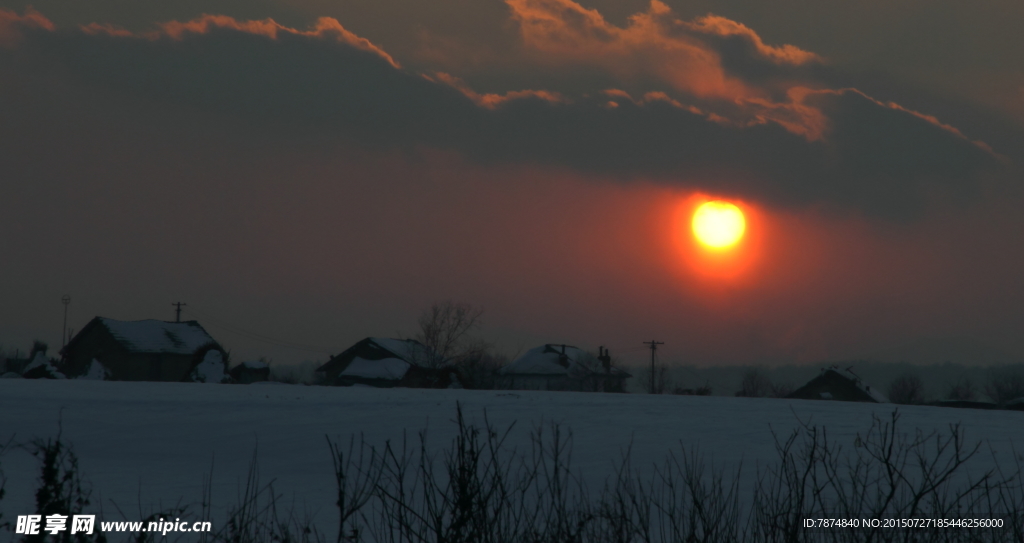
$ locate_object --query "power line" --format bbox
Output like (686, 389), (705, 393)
(183, 306), (332, 355)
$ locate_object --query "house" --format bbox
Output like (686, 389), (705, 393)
(315, 337), (458, 388)
(498, 345), (630, 392)
(231, 360), (271, 384)
(60, 317), (225, 382)
(787, 366), (888, 403)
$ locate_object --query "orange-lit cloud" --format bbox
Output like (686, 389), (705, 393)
(79, 13), (399, 68)
(0, 8), (53, 47)
(428, 72), (565, 109)
(508, 0), (763, 101)
(506, 0), (835, 139)
(0, 6), (1006, 219)
(684, 15), (821, 66)
(161, 15), (397, 67)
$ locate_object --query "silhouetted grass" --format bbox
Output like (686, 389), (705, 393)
(10, 407), (1024, 542)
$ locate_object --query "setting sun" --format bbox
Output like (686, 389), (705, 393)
(692, 201), (746, 249)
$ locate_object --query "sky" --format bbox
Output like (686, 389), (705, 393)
(1, 0), (1023, 368)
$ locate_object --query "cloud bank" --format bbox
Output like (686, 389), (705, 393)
(0, 3), (1007, 217)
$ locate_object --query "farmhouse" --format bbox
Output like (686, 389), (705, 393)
(316, 337), (458, 388)
(499, 344), (630, 392)
(787, 366), (888, 403)
(61, 317), (225, 382)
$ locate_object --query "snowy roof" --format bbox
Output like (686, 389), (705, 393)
(340, 357), (410, 381)
(369, 338), (434, 365)
(824, 366), (889, 403)
(501, 344), (597, 376)
(97, 318), (217, 355)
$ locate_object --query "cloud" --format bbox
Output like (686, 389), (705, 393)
(505, 0), (835, 138)
(0, 7), (1007, 218)
(0, 7), (52, 46)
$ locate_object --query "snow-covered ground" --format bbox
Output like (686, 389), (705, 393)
(1, 380), (1021, 534)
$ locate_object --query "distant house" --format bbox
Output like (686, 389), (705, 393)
(315, 337), (459, 388)
(787, 366), (888, 403)
(231, 360), (271, 384)
(61, 317), (225, 382)
(499, 345), (630, 392)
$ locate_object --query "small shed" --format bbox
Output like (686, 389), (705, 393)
(61, 317), (224, 382)
(231, 360), (271, 384)
(316, 337), (457, 388)
(787, 366), (888, 403)
(499, 344), (630, 392)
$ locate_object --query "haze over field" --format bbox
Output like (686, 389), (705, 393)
(1, 0), (1022, 368)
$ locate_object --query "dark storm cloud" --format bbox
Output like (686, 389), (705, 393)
(0, 9), (1005, 217)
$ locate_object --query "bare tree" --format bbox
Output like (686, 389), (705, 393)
(986, 369), (1024, 405)
(415, 301), (484, 368)
(769, 381), (795, 398)
(454, 347), (508, 390)
(887, 373), (925, 405)
(735, 368), (772, 397)
(947, 376), (978, 401)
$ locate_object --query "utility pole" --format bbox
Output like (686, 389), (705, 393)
(172, 302), (187, 323)
(61, 295), (71, 350)
(643, 340), (664, 394)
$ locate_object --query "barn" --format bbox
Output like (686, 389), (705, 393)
(787, 366), (888, 403)
(315, 337), (458, 388)
(61, 317), (225, 382)
(499, 344), (630, 392)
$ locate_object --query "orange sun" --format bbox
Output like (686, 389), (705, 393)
(692, 201), (746, 249)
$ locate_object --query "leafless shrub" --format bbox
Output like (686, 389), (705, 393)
(736, 368), (773, 398)
(206, 450), (323, 543)
(0, 436), (8, 533)
(947, 377), (978, 401)
(453, 348), (506, 390)
(326, 435), (381, 542)
(986, 369), (1024, 405)
(769, 382), (795, 399)
(415, 301), (484, 368)
(639, 364), (672, 394)
(18, 405), (1024, 543)
(887, 373), (925, 405)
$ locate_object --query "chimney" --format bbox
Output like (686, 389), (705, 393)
(599, 346), (611, 374)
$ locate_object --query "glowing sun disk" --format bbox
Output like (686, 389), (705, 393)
(692, 201), (745, 249)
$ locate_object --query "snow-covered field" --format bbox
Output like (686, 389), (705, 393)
(1, 380), (1022, 535)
